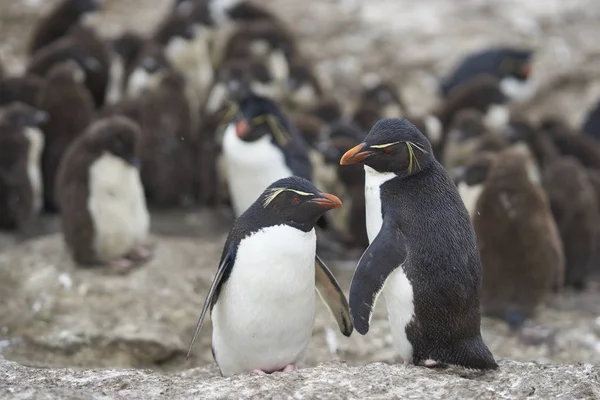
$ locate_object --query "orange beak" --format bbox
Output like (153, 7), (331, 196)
(236, 119), (249, 138)
(309, 193), (343, 209)
(340, 143), (372, 165)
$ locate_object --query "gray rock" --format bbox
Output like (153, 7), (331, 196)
(1, 358), (599, 400)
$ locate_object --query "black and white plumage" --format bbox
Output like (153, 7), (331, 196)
(340, 118), (497, 370)
(186, 176), (352, 376)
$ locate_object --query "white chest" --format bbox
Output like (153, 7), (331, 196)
(106, 57), (125, 105)
(364, 165), (395, 242)
(222, 125), (292, 216)
(87, 152), (150, 262)
(24, 127), (44, 214)
(457, 182), (484, 219)
(363, 165), (415, 362)
(211, 225), (317, 376)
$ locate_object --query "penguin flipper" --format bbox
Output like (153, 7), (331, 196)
(349, 219), (407, 335)
(314, 254), (353, 337)
(186, 249), (234, 359)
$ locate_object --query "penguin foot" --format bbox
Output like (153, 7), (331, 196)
(250, 369), (267, 375)
(126, 244), (154, 264)
(107, 258), (136, 274)
(282, 363), (296, 372)
(423, 359), (438, 367)
(403, 359), (410, 366)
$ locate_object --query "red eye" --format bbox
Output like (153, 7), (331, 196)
(383, 149), (393, 155)
(292, 197), (300, 203)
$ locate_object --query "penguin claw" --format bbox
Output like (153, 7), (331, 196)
(126, 244), (154, 264)
(282, 363), (296, 372)
(107, 258), (136, 274)
(250, 369), (267, 375)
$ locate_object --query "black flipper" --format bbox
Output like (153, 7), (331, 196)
(349, 218), (408, 335)
(314, 254), (353, 337)
(186, 248), (234, 359)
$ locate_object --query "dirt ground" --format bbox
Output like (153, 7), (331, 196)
(2, 0), (600, 374)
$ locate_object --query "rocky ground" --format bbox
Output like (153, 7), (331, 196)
(2, 0), (600, 398)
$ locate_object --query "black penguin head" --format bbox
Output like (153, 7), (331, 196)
(134, 43), (170, 74)
(496, 48), (534, 81)
(0, 102), (48, 129)
(320, 121), (365, 165)
(448, 109), (487, 143)
(154, 12), (196, 44)
(252, 176), (342, 231)
(234, 93), (290, 144)
(111, 32), (145, 64)
(85, 116), (141, 168)
(72, 0), (103, 14)
(451, 151), (496, 186)
(340, 118), (433, 175)
(46, 60), (87, 85)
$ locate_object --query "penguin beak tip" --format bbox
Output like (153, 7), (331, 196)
(340, 143), (371, 165)
(310, 193), (343, 210)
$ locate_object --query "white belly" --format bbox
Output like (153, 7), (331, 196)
(223, 125), (293, 216)
(212, 225), (317, 376)
(87, 152), (150, 262)
(24, 127), (44, 215)
(364, 165), (415, 362)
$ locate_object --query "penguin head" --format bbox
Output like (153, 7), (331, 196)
(0, 102), (48, 129)
(85, 116), (142, 168)
(253, 176), (342, 230)
(111, 32), (145, 65)
(320, 121), (365, 165)
(447, 109), (487, 144)
(286, 62), (322, 109)
(496, 48), (534, 81)
(234, 93), (291, 145)
(46, 60), (88, 85)
(451, 151), (496, 187)
(340, 118), (433, 176)
(359, 77), (405, 119)
(154, 12), (197, 45)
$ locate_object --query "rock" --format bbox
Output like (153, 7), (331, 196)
(1, 359), (599, 399)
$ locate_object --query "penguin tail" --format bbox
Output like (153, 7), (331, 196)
(437, 336), (499, 370)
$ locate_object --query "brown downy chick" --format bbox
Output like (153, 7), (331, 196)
(474, 145), (564, 328)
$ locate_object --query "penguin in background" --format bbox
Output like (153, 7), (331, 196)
(0, 75), (46, 108)
(138, 70), (195, 208)
(26, 35), (102, 81)
(539, 117), (600, 170)
(339, 118), (497, 369)
(504, 119), (600, 289)
(0, 103), (48, 230)
(37, 60), (95, 213)
(56, 116), (151, 272)
(285, 60), (324, 112)
(352, 76), (406, 132)
(125, 42), (172, 99)
(581, 98), (600, 141)
(186, 176), (352, 376)
(439, 46), (535, 100)
(29, 0), (102, 54)
(223, 92), (312, 217)
(104, 32), (146, 106)
(451, 151), (497, 219)
(473, 145), (564, 328)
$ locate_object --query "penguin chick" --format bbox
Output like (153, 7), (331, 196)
(0, 75), (45, 108)
(285, 60), (323, 111)
(37, 60), (95, 212)
(223, 92), (312, 217)
(125, 42), (172, 98)
(474, 145), (564, 327)
(139, 70), (195, 208)
(55, 116), (151, 272)
(29, 0), (102, 54)
(352, 79), (406, 131)
(0, 103), (49, 229)
(27, 35), (102, 80)
(66, 24), (111, 107)
(440, 47), (534, 99)
(340, 118), (497, 369)
(186, 176), (352, 376)
(539, 117), (600, 170)
(452, 151), (497, 218)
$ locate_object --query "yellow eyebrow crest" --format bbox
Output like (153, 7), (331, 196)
(262, 188), (313, 207)
(370, 142), (400, 149)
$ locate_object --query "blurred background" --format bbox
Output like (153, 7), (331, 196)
(1, 0), (600, 374)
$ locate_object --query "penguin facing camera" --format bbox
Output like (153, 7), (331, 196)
(439, 46), (534, 100)
(340, 118), (497, 369)
(55, 116), (152, 273)
(37, 60), (96, 213)
(473, 145), (564, 328)
(29, 0), (103, 55)
(0, 103), (49, 230)
(186, 176), (352, 376)
(222, 92), (312, 217)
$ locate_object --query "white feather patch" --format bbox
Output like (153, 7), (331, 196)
(87, 152), (150, 262)
(106, 57), (125, 105)
(24, 127), (44, 215)
(483, 104), (510, 132)
(424, 115), (442, 145)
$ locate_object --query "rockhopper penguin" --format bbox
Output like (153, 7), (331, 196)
(186, 176), (353, 376)
(340, 118), (497, 370)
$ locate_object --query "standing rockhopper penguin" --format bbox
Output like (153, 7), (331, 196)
(340, 118), (497, 370)
(55, 116), (152, 273)
(187, 176), (353, 377)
